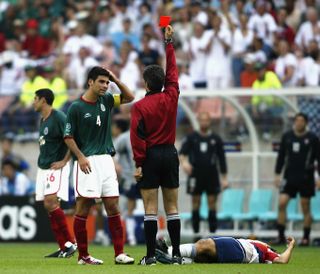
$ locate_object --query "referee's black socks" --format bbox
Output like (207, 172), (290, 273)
(192, 210), (200, 233)
(144, 214), (158, 258)
(209, 210), (217, 233)
(167, 213), (181, 257)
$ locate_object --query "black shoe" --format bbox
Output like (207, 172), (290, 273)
(172, 255), (182, 265)
(155, 239), (169, 254)
(62, 243), (77, 258)
(138, 256), (157, 265)
(44, 249), (64, 258)
(155, 249), (172, 264)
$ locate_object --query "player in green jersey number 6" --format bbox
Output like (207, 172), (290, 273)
(64, 66), (135, 265)
(33, 88), (77, 259)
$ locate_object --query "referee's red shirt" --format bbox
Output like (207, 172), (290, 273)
(130, 43), (179, 167)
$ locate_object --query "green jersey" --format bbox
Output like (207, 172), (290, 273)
(64, 93), (119, 158)
(38, 110), (68, 169)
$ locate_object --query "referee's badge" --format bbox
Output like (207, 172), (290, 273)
(305, 139), (309, 144)
(100, 104), (106, 112)
(200, 142), (208, 152)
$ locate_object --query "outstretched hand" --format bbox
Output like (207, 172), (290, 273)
(165, 25), (174, 40)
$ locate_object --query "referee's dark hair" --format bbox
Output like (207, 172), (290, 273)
(87, 66), (110, 85)
(35, 88), (54, 105)
(143, 65), (165, 92)
(294, 112), (309, 123)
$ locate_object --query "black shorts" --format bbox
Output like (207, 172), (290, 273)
(187, 169), (220, 195)
(138, 144), (179, 189)
(280, 175), (315, 198)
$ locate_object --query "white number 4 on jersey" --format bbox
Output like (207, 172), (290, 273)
(96, 115), (101, 126)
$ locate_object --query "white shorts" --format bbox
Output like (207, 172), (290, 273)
(238, 239), (259, 264)
(73, 154), (119, 198)
(36, 163), (70, 201)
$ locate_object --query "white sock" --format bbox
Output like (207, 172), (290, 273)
(126, 217), (136, 243)
(168, 244), (196, 258)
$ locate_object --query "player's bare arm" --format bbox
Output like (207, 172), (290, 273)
(105, 69), (135, 104)
(50, 150), (71, 170)
(273, 237), (295, 264)
(179, 155), (193, 176)
(64, 138), (91, 174)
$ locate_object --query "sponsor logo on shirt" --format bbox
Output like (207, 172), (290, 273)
(39, 136), (46, 146)
(84, 113), (92, 118)
(44, 127), (48, 135)
(100, 104), (106, 112)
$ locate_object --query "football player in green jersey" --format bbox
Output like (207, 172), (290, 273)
(33, 88), (77, 258)
(64, 66), (135, 265)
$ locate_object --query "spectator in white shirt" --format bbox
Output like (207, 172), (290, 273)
(205, 14), (232, 89)
(190, 0), (209, 26)
(67, 46), (99, 89)
(275, 39), (298, 87)
(0, 159), (33, 196)
(247, 0), (277, 47)
(185, 21), (208, 88)
(295, 7), (320, 52)
(297, 39), (320, 87)
(231, 14), (254, 86)
(63, 21), (103, 58)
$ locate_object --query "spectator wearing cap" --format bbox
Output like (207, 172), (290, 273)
(111, 17), (140, 53)
(0, 159), (33, 196)
(204, 13), (232, 89)
(248, 0), (277, 47)
(250, 62), (282, 140)
(231, 13), (254, 87)
(22, 19), (50, 58)
(295, 7), (320, 52)
(274, 39), (298, 87)
(42, 65), (68, 110)
(240, 53), (257, 87)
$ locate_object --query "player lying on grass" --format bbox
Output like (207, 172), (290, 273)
(155, 236), (295, 264)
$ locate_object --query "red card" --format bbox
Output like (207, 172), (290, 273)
(159, 16), (171, 27)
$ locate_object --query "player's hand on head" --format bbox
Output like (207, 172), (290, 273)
(78, 156), (91, 174)
(102, 66), (116, 82)
(165, 25), (174, 40)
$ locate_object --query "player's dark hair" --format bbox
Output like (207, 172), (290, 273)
(87, 66), (110, 85)
(1, 158), (18, 170)
(294, 112), (308, 123)
(143, 65), (165, 92)
(35, 88), (54, 105)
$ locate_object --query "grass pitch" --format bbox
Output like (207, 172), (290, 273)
(0, 243), (319, 274)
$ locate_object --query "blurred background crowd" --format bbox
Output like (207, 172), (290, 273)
(0, 0), (319, 137)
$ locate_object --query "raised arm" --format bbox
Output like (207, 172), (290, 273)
(164, 25), (179, 94)
(106, 69), (135, 104)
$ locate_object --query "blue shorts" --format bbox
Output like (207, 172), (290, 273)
(210, 237), (245, 263)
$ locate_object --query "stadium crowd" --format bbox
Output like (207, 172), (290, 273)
(0, 0), (320, 136)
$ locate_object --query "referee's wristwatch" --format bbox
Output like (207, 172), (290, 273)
(164, 38), (173, 44)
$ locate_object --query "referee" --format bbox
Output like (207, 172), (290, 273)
(130, 25), (181, 265)
(180, 111), (228, 234)
(274, 112), (320, 246)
